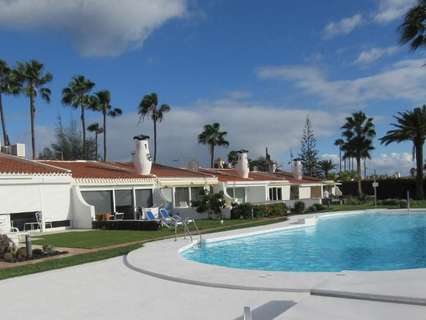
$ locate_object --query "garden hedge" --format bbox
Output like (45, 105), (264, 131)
(340, 178), (424, 199)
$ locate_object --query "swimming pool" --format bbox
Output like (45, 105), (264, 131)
(181, 211), (426, 272)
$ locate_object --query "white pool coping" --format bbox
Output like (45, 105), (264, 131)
(125, 209), (426, 304)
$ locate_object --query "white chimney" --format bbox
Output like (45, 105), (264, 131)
(236, 150), (249, 179)
(133, 135), (152, 175)
(292, 159), (303, 180)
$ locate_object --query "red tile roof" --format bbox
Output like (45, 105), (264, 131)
(273, 171), (322, 184)
(200, 168), (287, 182)
(0, 153), (71, 175)
(39, 160), (150, 179)
(38, 161), (216, 180)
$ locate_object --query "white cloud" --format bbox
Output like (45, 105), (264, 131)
(322, 14), (363, 39)
(374, 0), (416, 23)
(354, 46), (399, 65)
(257, 58), (426, 108)
(0, 0), (188, 56)
(321, 152), (414, 175)
(104, 97), (339, 167)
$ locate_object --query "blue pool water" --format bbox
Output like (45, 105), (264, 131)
(182, 212), (426, 272)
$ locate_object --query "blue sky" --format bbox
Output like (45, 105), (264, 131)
(0, 0), (424, 174)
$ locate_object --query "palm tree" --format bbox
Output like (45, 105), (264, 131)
(341, 111), (376, 196)
(399, 0), (426, 51)
(91, 90), (122, 161)
(381, 106), (426, 199)
(62, 75), (95, 159)
(198, 123), (229, 168)
(138, 93), (170, 163)
(0, 60), (18, 146)
(87, 123), (104, 160)
(318, 159), (336, 178)
(15, 60), (52, 159)
(334, 138), (344, 173)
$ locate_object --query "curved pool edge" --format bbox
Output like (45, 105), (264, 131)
(124, 209), (426, 292)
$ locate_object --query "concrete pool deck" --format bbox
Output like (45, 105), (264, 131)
(126, 210), (426, 305)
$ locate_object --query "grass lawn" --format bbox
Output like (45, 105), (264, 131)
(0, 217), (286, 280)
(33, 218), (287, 249)
(0, 243), (142, 280)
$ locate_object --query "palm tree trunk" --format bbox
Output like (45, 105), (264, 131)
(103, 110), (107, 161)
(95, 133), (98, 160)
(0, 94), (9, 146)
(339, 148), (342, 173)
(415, 141), (424, 199)
(81, 105), (86, 160)
(30, 94), (36, 160)
(210, 144), (215, 168)
(356, 156), (362, 196)
(153, 119), (157, 163)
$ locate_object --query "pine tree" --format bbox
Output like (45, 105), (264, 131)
(299, 116), (319, 177)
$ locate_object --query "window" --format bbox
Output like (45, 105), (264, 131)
(82, 191), (113, 215)
(190, 187), (204, 204)
(135, 189), (153, 208)
(311, 186), (322, 199)
(290, 186), (299, 200)
(115, 190), (134, 219)
(269, 187), (282, 201)
(175, 187), (190, 207)
(227, 187), (246, 203)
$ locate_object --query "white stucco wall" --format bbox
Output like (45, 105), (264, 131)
(70, 186), (95, 229)
(247, 186), (267, 203)
(0, 174), (73, 230)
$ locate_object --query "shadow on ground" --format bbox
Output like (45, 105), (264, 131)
(233, 300), (297, 320)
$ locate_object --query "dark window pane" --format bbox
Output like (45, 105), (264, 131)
(115, 190), (134, 219)
(135, 189), (153, 208)
(82, 191), (113, 215)
(175, 187), (190, 207)
(190, 187), (203, 203)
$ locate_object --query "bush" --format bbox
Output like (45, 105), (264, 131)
(293, 201), (305, 214)
(399, 199), (408, 208)
(253, 203), (287, 217)
(92, 220), (160, 231)
(379, 198), (400, 206)
(308, 203), (326, 212)
(230, 203), (288, 219)
(231, 203), (254, 219)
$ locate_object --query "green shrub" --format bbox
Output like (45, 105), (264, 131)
(308, 205), (317, 212)
(379, 198), (400, 206)
(399, 199), (408, 208)
(293, 201), (305, 214)
(230, 203), (254, 219)
(313, 203), (326, 211)
(253, 203), (287, 217)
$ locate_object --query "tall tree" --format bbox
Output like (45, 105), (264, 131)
(334, 138), (344, 173)
(198, 123), (229, 168)
(138, 93), (170, 163)
(87, 123), (104, 160)
(0, 60), (18, 146)
(62, 75), (95, 159)
(39, 118), (97, 160)
(91, 90), (122, 161)
(15, 60), (52, 159)
(299, 116), (319, 177)
(381, 106), (426, 199)
(341, 111), (376, 196)
(318, 159), (336, 179)
(399, 0), (426, 51)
